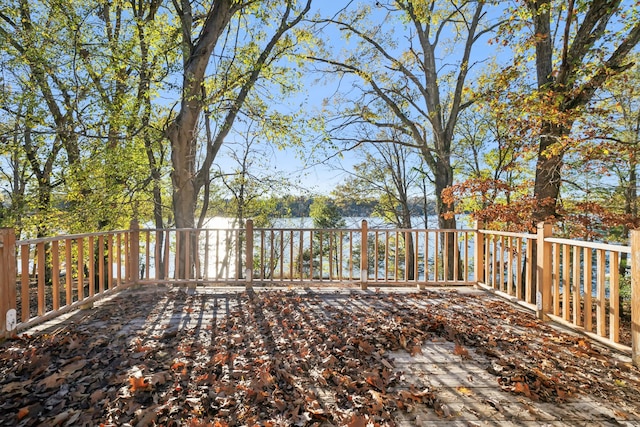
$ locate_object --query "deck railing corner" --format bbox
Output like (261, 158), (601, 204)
(0, 228), (17, 340)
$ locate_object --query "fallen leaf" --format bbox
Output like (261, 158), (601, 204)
(51, 409), (76, 425)
(409, 345), (422, 356)
(171, 360), (186, 371)
(513, 381), (531, 397)
(60, 359), (87, 377)
(129, 376), (150, 392)
(90, 389), (105, 404)
(399, 334), (407, 349)
(456, 386), (472, 395)
(17, 407), (29, 421)
(39, 372), (65, 389)
(453, 343), (470, 358)
(346, 414), (367, 427)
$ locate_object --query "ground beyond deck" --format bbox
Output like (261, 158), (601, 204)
(1, 285), (639, 426)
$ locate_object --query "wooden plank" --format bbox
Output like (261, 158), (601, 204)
(494, 236), (500, 289)
(360, 220), (368, 289)
(562, 244), (570, 321)
(630, 229), (640, 366)
(257, 230), (263, 280)
(463, 231), (469, 282)
(610, 251), (620, 343)
(51, 240), (60, 311)
(65, 239), (73, 305)
(88, 236), (95, 297)
(184, 230), (190, 280)
(525, 239), (534, 304)
(290, 230), (294, 280)
(281, 230), (285, 280)
(271, 230), (276, 281)
(245, 220), (254, 286)
(37, 242), (45, 315)
(124, 232), (131, 282)
(425, 231), (431, 282)
(214, 230), (220, 279)
(155, 230), (162, 281)
(77, 238), (84, 301)
(98, 235), (105, 293)
(499, 236), (505, 292)
(516, 237), (523, 300)
(414, 231), (420, 283)
(173, 231), (179, 281)
(21, 244), (31, 322)
(545, 237), (630, 253)
(584, 247), (593, 332)
(309, 230), (314, 281)
(331, 231), (336, 280)
(443, 232), (450, 283)
(573, 245), (581, 326)
(0, 229), (17, 338)
(478, 229), (537, 239)
(348, 230), (353, 280)
(507, 236), (514, 295)
(384, 231), (389, 281)
(596, 249), (606, 337)
(483, 234), (490, 287)
(453, 231), (459, 282)
(536, 222), (552, 321)
(553, 243), (560, 316)
(299, 230), (304, 280)
(116, 234), (122, 285)
(434, 232), (439, 282)
(110, 234), (117, 290)
(193, 230), (200, 280)
(145, 231), (150, 280)
(394, 231), (399, 281)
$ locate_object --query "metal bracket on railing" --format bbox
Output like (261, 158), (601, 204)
(6, 309), (16, 332)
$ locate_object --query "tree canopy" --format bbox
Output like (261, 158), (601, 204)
(0, 0), (639, 244)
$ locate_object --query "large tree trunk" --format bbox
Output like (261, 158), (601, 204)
(165, 0), (236, 278)
(620, 152), (637, 315)
(532, 124), (571, 223)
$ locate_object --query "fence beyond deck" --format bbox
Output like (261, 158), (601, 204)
(0, 221), (638, 366)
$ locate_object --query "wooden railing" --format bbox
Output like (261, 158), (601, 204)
(0, 227), (136, 334)
(0, 220), (638, 366)
(477, 222), (639, 364)
(132, 220), (474, 287)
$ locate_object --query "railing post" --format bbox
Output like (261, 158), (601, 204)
(245, 219), (253, 290)
(0, 228), (17, 339)
(360, 220), (368, 290)
(536, 222), (552, 321)
(474, 221), (485, 287)
(631, 230), (640, 366)
(129, 220), (140, 286)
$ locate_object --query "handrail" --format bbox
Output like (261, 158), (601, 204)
(478, 229), (537, 239)
(545, 237), (631, 253)
(18, 229), (132, 245)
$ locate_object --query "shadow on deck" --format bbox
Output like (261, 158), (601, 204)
(1, 285), (639, 426)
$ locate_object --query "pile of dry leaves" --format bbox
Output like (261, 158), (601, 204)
(1, 286), (639, 426)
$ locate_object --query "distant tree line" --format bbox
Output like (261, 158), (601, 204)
(206, 195), (436, 220)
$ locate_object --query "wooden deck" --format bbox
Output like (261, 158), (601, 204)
(1, 285), (639, 426)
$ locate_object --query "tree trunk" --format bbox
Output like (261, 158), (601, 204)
(620, 151), (637, 315)
(532, 123), (571, 223)
(433, 156), (459, 280)
(400, 207), (415, 280)
(166, 0), (236, 278)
